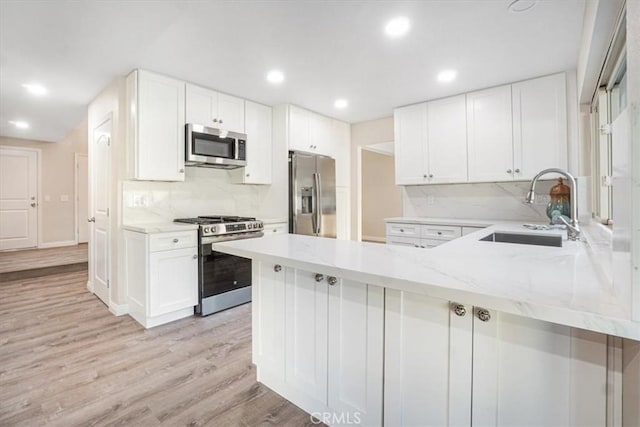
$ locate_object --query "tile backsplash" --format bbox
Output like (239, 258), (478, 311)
(122, 166), (287, 224)
(402, 178), (591, 222)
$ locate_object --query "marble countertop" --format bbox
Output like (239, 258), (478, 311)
(215, 222), (639, 340)
(121, 222), (199, 233)
(385, 217), (497, 227)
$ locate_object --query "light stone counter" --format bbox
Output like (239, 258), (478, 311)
(121, 222), (199, 234)
(215, 222), (639, 340)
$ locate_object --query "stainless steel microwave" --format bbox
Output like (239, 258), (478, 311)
(185, 124), (247, 169)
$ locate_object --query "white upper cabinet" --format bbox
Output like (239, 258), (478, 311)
(427, 95), (468, 183)
(331, 119), (351, 187)
(185, 83), (245, 133)
(394, 103), (428, 185)
(466, 84), (514, 182)
(230, 101), (272, 184)
(127, 69), (186, 182)
(288, 105), (334, 156)
(512, 73), (567, 180)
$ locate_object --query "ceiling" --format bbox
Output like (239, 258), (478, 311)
(0, 0), (586, 142)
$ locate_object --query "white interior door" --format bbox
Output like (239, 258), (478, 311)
(76, 154), (89, 243)
(0, 147), (38, 250)
(91, 118), (111, 305)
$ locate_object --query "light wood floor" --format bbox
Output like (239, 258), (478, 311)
(0, 269), (318, 426)
(0, 243), (88, 273)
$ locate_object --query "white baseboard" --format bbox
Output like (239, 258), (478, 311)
(39, 240), (78, 249)
(109, 301), (129, 316)
(362, 235), (386, 243)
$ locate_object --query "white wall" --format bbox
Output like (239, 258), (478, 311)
(361, 149), (402, 241)
(0, 119), (88, 245)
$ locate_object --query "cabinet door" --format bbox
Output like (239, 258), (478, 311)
(136, 70), (186, 181)
(472, 309), (607, 426)
(512, 73), (567, 180)
(252, 261), (286, 376)
(217, 92), (245, 133)
(385, 290), (472, 426)
(332, 120), (351, 187)
(148, 247), (198, 317)
(309, 114), (332, 155)
(328, 280), (383, 427)
(242, 101), (272, 184)
(394, 103), (428, 185)
(289, 105), (311, 152)
(467, 85), (514, 182)
(285, 269), (328, 405)
(385, 235), (421, 248)
(427, 95), (468, 183)
(185, 83), (216, 127)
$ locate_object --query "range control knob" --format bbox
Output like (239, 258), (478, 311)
(211, 226), (217, 234)
(204, 227), (210, 233)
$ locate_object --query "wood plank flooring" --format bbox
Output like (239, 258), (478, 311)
(0, 269), (318, 426)
(0, 243), (88, 274)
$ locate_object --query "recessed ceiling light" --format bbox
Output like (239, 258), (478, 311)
(508, 0), (538, 13)
(437, 70), (458, 83)
(385, 16), (410, 38)
(9, 120), (29, 129)
(334, 99), (348, 109)
(21, 83), (47, 96)
(266, 70), (285, 84)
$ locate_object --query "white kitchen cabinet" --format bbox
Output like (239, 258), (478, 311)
(471, 308), (607, 426)
(467, 84), (514, 182)
(427, 95), (468, 183)
(328, 279), (384, 427)
(331, 120), (351, 187)
(512, 73), (568, 180)
(394, 103), (428, 185)
(126, 69), (186, 181)
(385, 290), (472, 426)
(336, 187), (350, 240)
(288, 105), (335, 156)
(386, 222), (464, 248)
(185, 83), (245, 133)
(230, 100), (272, 184)
(124, 229), (198, 328)
(285, 269), (329, 406)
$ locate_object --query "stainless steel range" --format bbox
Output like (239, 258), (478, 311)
(174, 215), (263, 316)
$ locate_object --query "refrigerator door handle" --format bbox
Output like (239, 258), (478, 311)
(316, 173), (322, 235)
(313, 172), (321, 235)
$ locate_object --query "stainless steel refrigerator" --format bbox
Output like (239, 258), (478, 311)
(289, 151), (336, 238)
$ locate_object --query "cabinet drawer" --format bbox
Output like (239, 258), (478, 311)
(149, 231), (197, 252)
(386, 223), (420, 238)
(421, 238), (448, 248)
(462, 226), (485, 236)
(386, 235), (421, 248)
(264, 223), (288, 235)
(421, 225), (462, 240)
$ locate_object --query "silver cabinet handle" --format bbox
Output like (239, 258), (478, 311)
(88, 217), (95, 223)
(429, 174), (434, 178)
(173, 238), (179, 243)
(327, 276), (337, 286)
(315, 273), (324, 282)
(514, 168), (520, 173)
(179, 168), (184, 173)
(400, 229), (404, 232)
(414, 244), (419, 248)
(192, 254), (198, 259)
(219, 119), (223, 124)
(477, 308), (491, 322)
(423, 174), (427, 178)
(30, 202), (37, 207)
(507, 169), (513, 174)
(437, 231), (442, 235)
(452, 303), (467, 317)
(246, 173), (250, 177)
(213, 118), (218, 123)
(274, 264), (282, 272)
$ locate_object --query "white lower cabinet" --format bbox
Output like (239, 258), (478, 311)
(253, 261), (384, 427)
(385, 289), (608, 427)
(124, 230), (198, 328)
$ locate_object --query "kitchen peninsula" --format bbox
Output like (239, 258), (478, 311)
(215, 223), (633, 426)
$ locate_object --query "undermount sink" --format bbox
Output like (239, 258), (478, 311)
(479, 232), (562, 247)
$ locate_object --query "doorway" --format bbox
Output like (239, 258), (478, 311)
(357, 142), (402, 243)
(0, 146), (40, 250)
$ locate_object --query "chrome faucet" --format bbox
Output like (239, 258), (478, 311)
(525, 168), (581, 241)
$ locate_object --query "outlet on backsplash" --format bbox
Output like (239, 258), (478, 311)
(534, 194), (550, 206)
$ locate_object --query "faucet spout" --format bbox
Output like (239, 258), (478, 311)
(526, 168), (580, 241)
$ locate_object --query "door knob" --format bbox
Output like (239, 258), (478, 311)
(88, 217), (95, 222)
(477, 308), (491, 322)
(452, 303), (467, 317)
(315, 273), (324, 282)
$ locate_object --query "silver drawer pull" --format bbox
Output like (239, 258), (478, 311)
(192, 254), (198, 259)
(315, 273), (324, 282)
(274, 264), (282, 272)
(477, 308), (491, 322)
(327, 276), (337, 286)
(173, 238), (179, 243)
(452, 303), (466, 317)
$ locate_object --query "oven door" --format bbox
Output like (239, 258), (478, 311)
(185, 123), (247, 168)
(200, 243), (251, 298)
